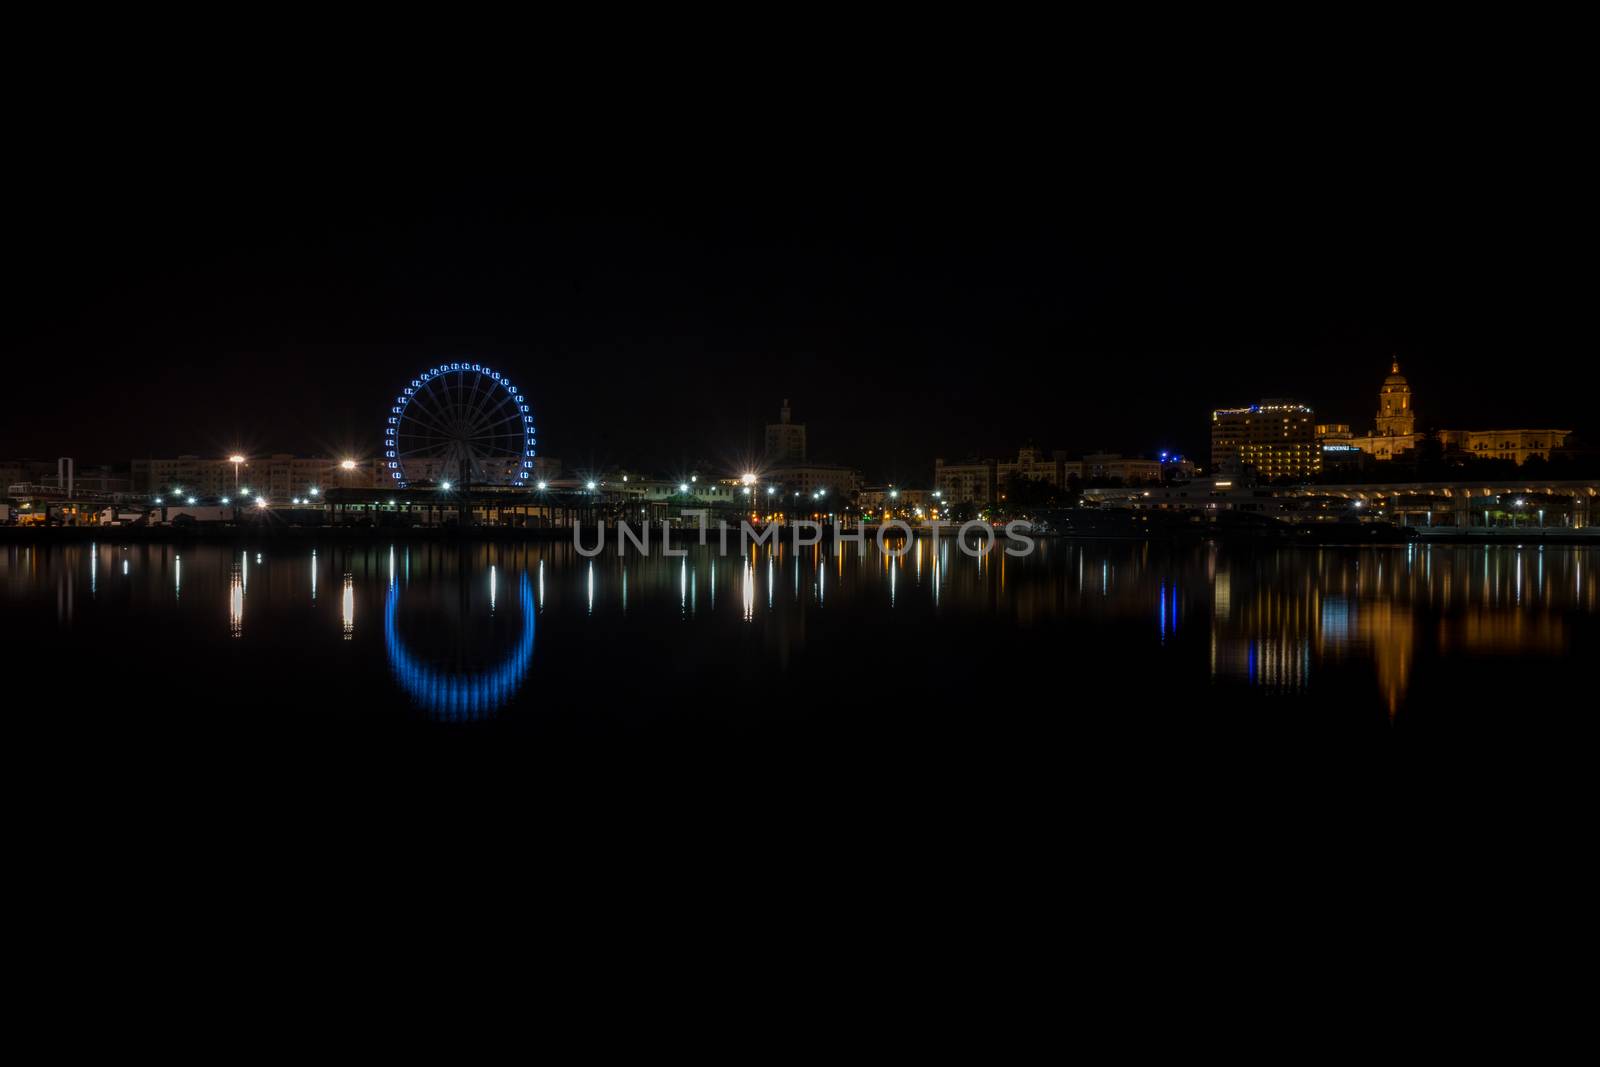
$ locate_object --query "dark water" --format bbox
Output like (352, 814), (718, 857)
(5, 538), (1595, 812)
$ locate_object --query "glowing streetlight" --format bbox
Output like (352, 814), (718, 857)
(256, 497), (270, 508)
(767, 487), (776, 496)
(339, 460), (358, 470)
(229, 454), (245, 492)
(440, 481), (453, 491)
(537, 482), (548, 490)
(586, 481), (597, 491)
(187, 496), (197, 505)
(741, 472), (757, 486)
(308, 487), (319, 497)
(679, 483), (689, 493)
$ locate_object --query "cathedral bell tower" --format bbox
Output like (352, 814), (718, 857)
(1375, 358), (1415, 437)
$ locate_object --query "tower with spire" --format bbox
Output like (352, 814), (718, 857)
(764, 398), (807, 463)
(1374, 358), (1415, 438)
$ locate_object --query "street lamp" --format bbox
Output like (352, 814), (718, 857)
(229, 455), (245, 492)
(338, 459), (358, 493)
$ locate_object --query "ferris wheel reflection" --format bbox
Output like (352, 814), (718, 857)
(383, 571), (536, 722)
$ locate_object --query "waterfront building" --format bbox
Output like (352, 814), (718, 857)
(938, 446), (1172, 503)
(129, 455), (562, 498)
(763, 463), (860, 500)
(1081, 453), (1163, 484)
(934, 457), (999, 505)
(1210, 401), (1320, 480)
(609, 477), (741, 505)
(858, 486), (939, 513)
(996, 446), (1073, 488)
(132, 455), (384, 497)
(1434, 429), (1571, 464)
(757, 400), (858, 499)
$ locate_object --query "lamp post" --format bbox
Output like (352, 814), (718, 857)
(229, 455), (245, 494)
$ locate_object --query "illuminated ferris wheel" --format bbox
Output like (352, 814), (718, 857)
(385, 362), (536, 488)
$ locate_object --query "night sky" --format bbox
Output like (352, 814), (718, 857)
(8, 90), (1591, 484)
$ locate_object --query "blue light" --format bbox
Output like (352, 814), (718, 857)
(384, 573), (536, 722)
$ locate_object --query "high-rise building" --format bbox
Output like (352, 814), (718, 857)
(1210, 401), (1320, 480)
(764, 400), (806, 464)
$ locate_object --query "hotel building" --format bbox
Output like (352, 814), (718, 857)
(1210, 401), (1321, 480)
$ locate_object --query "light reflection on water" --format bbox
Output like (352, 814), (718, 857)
(2, 540), (1597, 724)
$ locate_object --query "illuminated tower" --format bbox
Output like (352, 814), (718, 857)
(1375, 359), (1415, 437)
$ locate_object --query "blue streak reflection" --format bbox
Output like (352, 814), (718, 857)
(385, 573), (536, 722)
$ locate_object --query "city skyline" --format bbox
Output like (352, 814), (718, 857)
(8, 150), (1596, 479)
(5, 351), (1584, 490)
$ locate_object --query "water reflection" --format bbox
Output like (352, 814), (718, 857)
(229, 563), (243, 637)
(341, 573), (354, 640)
(384, 572), (536, 722)
(4, 540), (1596, 726)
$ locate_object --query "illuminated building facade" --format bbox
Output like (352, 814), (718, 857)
(938, 447), (1171, 503)
(1315, 423), (1352, 446)
(1347, 361), (1425, 459)
(1344, 361), (1570, 464)
(996, 447), (1070, 488)
(1210, 401), (1320, 480)
(1435, 429), (1571, 464)
(132, 456), (387, 497)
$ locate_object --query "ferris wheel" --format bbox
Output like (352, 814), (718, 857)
(385, 362), (536, 488)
